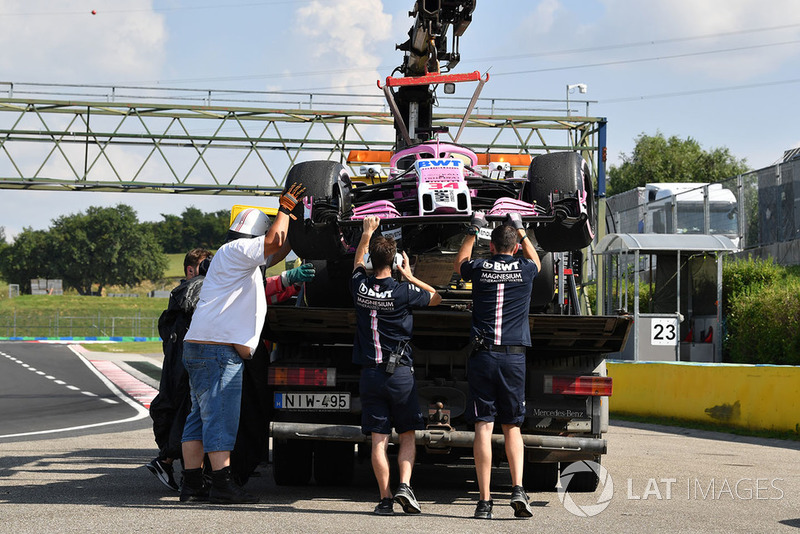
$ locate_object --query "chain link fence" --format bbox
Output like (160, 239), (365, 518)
(0, 311), (159, 339)
(604, 156), (800, 257)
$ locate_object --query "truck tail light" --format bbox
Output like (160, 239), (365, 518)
(268, 367), (336, 387)
(543, 375), (612, 396)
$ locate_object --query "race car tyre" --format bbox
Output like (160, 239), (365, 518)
(302, 257), (354, 308)
(285, 160), (353, 260)
(524, 152), (595, 252)
(313, 442), (355, 486)
(530, 252), (555, 312)
(523, 461), (559, 492)
(272, 438), (313, 486)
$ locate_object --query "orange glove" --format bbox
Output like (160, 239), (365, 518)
(279, 182), (306, 219)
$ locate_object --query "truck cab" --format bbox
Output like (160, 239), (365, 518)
(645, 183), (738, 240)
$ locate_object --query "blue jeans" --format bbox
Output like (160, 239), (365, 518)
(181, 342), (243, 452)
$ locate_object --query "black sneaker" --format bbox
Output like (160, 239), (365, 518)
(146, 458), (179, 491)
(474, 499), (493, 519)
(393, 483), (422, 514)
(374, 497), (394, 515)
(510, 485), (533, 518)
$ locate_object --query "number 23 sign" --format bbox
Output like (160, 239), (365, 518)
(651, 318), (678, 346)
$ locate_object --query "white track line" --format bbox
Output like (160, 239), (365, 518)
(0, 345), (151, 439)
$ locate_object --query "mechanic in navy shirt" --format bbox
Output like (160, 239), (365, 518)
(352, 215), (441, 516)
(454, 211), (540, 520)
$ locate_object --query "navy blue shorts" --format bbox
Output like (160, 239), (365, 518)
(360, 365), (424, 435)
(466, 349), (526, 425)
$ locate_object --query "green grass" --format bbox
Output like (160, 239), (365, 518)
(0, 294), (167, 314)
(82, 340), (164, 353)
(125, 360), (163, 382)
(0, 258), (290, 338)
(166, 253), (187, 279)
(612, 412), (800, 442)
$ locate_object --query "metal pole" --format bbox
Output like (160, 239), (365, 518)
(671, 195), (678, 234)
(716, 252), (723, 363)
(737, 174), (745, 247)
(676, 250), (681, 362)
(595, 121), (608, 315)
(271, 422), (607, 454)
(634, 250), (640, 361)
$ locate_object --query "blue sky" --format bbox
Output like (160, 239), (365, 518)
(1, 0), (799, 239)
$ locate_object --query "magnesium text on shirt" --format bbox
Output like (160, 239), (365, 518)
(356, 283), (397, 310)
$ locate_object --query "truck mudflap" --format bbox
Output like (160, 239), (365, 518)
(265, 307), (632, 356)
(270, 422), (607, 458)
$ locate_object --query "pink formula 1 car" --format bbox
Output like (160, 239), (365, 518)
(282, 73), (595, 307)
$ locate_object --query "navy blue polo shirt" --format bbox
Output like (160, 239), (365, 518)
(461, 254), (538, 346)
(351, 266), (431, 366)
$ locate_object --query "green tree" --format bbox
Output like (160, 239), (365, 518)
(144, 214), (183, 253)
(49, 205), (168, 295)
(0, 226), (8, 270)
(0, 228), (53, 292)
(146, 206), (230, 253)
(607, 132), (750, 195)
(180, 206), (229, 250)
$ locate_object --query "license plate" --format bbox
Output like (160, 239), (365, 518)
(274, 392), (350, 411)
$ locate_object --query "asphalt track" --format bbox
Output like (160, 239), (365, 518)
(0, 342), (799, 533)
(0, 342), (151, 440)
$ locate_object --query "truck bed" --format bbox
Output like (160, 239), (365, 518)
(264, 306), (632, 357)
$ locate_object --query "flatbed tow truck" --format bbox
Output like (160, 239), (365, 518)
(264, 0), (632, 491)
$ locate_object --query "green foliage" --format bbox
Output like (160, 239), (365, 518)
(607, 132), (750, 195)
(722, 256), (784, 313)
(0, 205), (168, 295)
(48, 205), (168, 295)
(584, 280), (652, 314)
(721, 257), (800, 365)
(725, 278), (800, 365)
(145, 206), (230, 253)
(0, 228), (54, 293)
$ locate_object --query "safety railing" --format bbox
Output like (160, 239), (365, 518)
(0, 311), (159, 339)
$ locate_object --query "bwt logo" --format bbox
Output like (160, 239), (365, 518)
(558, 461), (614, 517)
(416, 159), (461, 167)
(483, 261), (520, 271)
(358, 283), (393, 299)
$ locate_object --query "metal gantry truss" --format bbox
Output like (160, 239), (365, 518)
(0, 83), (603, 197)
